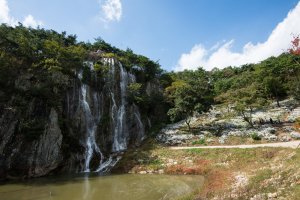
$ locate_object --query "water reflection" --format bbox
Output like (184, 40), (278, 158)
(83, 175), (90, 200)
(0, 174), (204, 200)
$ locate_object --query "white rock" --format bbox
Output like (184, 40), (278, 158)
(280, 135), (292, 142)
(267, 192), (278, 198)
(265, 134), (278, 141)
(290, 131), (300, 139)
(202, 131), (212, 136)
(287, 107), (300, 122)
(197, 135), (205, 140)
(218, 135), (227, 144)
(206, 138), (214, 143)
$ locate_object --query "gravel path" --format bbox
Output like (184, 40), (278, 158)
(170, 141), (300, 150)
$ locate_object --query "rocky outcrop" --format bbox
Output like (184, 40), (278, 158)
(0, 107), (62, 179)
(156, 118), (203, 145)
(26, 108), (63, 177)
(0, 57), (160, 179)
(156, 99), (300, 146)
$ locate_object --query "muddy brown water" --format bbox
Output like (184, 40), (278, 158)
(0, 174), (204, 200)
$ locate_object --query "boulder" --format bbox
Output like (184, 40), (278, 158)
(290, 131), (300, 139)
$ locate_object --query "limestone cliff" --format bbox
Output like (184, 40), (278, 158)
(0, 56), (165, 180)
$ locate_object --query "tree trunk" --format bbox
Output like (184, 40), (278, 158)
(185, 118), (191, 132)
(242, 110), (254, 127)
(276, 98), (280, 107)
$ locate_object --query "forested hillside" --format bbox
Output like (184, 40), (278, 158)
(0, 25), (299, 179)
(164, 41), (300, 127)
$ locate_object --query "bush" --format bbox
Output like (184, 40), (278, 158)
(251, 132), (262, 141)
(192, 138), (206, 145)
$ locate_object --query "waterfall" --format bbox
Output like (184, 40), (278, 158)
(111, 64), (130, 152)
(133, 104), (145, 143)
(101, 57), (146, 152)
(78, 67), (103, 172)
(95, 155), (121, 173)
(77, 57), (146, 172)
(110, 91), (127, 152)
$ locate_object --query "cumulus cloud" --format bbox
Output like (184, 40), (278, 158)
(175, 1), (300, 71)
(0, 0), (17, 25)
(0, 0), (43, 28)
(101, 0), (122, 22)
(23, 15), (43, 28)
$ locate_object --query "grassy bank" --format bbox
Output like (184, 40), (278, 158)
(114, 140), (300, 199)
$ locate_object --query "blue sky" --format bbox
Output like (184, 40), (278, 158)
(1, 0), (300, 71)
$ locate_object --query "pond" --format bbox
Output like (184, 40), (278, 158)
(0, 174), (204, 200)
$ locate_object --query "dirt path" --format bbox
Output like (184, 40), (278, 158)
(170, 141), (300, 150)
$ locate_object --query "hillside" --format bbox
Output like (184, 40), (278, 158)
(0, 24), (167, 179)
(0, 25), (300, 199)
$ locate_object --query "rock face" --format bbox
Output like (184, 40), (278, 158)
(0, 108), (63, 179)
(27, 109), (63, 177)
(0, 57), (158, 180)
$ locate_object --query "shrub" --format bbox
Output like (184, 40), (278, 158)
(251, 132), (262, 141)
(192, 138), (206, 145)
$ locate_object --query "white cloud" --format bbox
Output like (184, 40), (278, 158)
(0, 0), (43, 28)
(0, 0), (17, 25)
(101, 0), (122, 22)
(23, 15), (43, 28)
(175, 1), (300, 71)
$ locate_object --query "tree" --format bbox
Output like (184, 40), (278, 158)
(217, 84), (267, 127)
(167, 84), (196, 131)
(263, 77), (286, 107)
(288, 35), (300, 100)
(165, 69), (213, 131)
(289, 35), (300, 56)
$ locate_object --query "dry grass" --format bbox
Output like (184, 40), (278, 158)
(115, 140), (300, 199)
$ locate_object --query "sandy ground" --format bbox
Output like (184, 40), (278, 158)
(170, 140), (300, 150)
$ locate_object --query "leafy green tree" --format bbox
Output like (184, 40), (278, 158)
(263, 77), (286, 107)
(127, 83), (143, 104)
(166, 69), (213, 131)
(224, 84), (267, 127)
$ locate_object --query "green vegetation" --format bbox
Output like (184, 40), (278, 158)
(246, 169), (274, 193)
(0, 24), (300, 133)
(192, 138), (206, 145)
(164, 37), (300, 127)
(250, 132), (262, 141)
(1, 24), (300, 139)
(165, 69), (214, 131)
(0, 24), (166, 140)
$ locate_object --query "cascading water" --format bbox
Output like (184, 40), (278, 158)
(133, 104), (145, 143)
(78, 65), (103, 173)
(102, 57), (146, 152)
(78, 58), (146, 173)
(112, 64), (129, 152)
